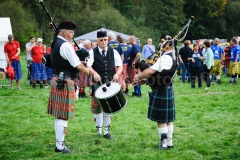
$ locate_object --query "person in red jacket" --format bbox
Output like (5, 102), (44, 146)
(4, 34), (22, 89)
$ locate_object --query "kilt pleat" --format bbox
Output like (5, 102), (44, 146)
(47, 79), (76, 119)
(31, 62), (47, 80)
(148, 87), (176, 123)
(11, 60), (22, 80)
(228, 61), (240, 75)
(46, 68), (53, 80)
(211, 59), (221, 74)
(76, 72), (89, 87)
(91, 81), (102, 114)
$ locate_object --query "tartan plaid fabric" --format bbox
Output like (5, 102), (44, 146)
(31, 62), (47, 80)
(228, 61), (240, 75)
(148, 87), (176, 123)
(210, 59), (221, 74)
(11, 60), (22, 80)
(47, 78), (76, 119)
(76, 72), (90, 87)
(225, 60), (230, 69)
(46, 68), (53, 80)
(122, 64), (128, 79)
(91, 81), (103, 114)
(115, 66), (124, 86)
(126, 65), (141, 84)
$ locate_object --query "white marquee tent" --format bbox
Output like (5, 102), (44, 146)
(0, 17), (12, 71)
(74, 28), (140, 45)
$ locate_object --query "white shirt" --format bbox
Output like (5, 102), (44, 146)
(25, 42), (34, 60)
(87, 46), (122, 67)
(58, 35), (81, 68)
(150, 51), (173, 71)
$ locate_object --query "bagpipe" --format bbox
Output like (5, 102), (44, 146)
(136, 16), (194, 72)
(39, 0), (89, 68)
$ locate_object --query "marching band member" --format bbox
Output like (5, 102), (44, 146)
(87, 30), (122, 139)
(47, 20), (90, 153)
(133, 35), (177, 150)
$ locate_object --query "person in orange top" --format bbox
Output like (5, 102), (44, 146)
(30, 38), (47, 89)
(4, 34), (22, 89)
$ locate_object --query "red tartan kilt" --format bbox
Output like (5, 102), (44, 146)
(225, 60), (230, 69)
(76, 72), (90, 87)
(122, 64), (128, 79)
(47, 78), (76, 119)
(115, 66), (124, 86)
(126, 65), (141, 84)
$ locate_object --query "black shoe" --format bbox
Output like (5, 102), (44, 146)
(103, 133), (112, 139)
(55, 146), (71, 153)
(217, 79), (221, 84)
(167, 145), (174, 149)
(40, 84), (43, 89)
(157, 133), (168, 150)
(233, 80), (237, 84)
(229, 80), (233, 85)
(191, 86), (195, 88)
(32, 83), (36, 89)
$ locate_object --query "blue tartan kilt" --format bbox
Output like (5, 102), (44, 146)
(148, 87), (176, 123)
(31, 62), (47, 80)
(11, 60), (22, 80)
(46, 67), (53, 80)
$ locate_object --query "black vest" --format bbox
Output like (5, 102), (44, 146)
(51, 37), (78, 79)
(92, 47), (115, 83)
(147, 52), (177, 90)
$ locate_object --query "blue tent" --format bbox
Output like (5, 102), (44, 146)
(74, 28), (140, 45)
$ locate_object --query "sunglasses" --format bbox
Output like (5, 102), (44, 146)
(99, 39), (108, 42)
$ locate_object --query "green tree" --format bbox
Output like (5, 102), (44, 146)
(0, 0), (40, 48)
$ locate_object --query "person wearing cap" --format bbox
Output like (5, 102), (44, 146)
(4, 34), (22, 89)
(47, 20), (90, 153)
(133, 35), (177, 150)
(30, 38), (47, 89)
(87, 30), (122, 139)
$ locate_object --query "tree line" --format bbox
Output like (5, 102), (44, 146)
(0, 0), (239, 49)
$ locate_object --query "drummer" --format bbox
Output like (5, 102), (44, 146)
(87, 30), (123, 139)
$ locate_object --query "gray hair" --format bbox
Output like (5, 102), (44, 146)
(83, 39), (90, 46)
(107, 31), (115, 39)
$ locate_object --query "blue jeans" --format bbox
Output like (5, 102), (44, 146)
(181, 62), (191, 82)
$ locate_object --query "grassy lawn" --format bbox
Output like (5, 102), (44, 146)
(0, 56), (239, 160)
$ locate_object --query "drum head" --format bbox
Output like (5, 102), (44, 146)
(95, 82), (121, 99)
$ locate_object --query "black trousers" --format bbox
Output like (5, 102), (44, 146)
(190, 67), (202, 87)
(202, 65), (212, 87)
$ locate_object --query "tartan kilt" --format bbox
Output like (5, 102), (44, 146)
(148, 87), (176, 123)
(115, 66), (124, 86)
(76, 72), (89, 87)
(11, 60), (22, 80)
(122, 64), (128, 79)
(126, 65), (141, 84)
(210, 59), (221, 74)
(47, 78), (76, 119)
(31, 62), (47, 80)
(46, 68), (53, 80)
(228, 61), (240, 75)
(225, 60), (230, 69)
(91, 81), (102, 114)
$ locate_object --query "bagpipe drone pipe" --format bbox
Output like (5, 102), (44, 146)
(39, 0), (89, 68)
(136, 16), (194, 73)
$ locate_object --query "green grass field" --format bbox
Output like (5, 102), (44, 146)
(0, 56), (239, 160)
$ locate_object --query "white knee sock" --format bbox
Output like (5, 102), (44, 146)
(167, 125), (174, 146)
(95, 113), (103, 134)
(55, 119), (68, 150)
(103, 113), (111, 135)
(216, 75), (220, 80)
(158, 127), (168, 148)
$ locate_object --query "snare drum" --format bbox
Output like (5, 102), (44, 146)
(95, 82), (127, 114)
